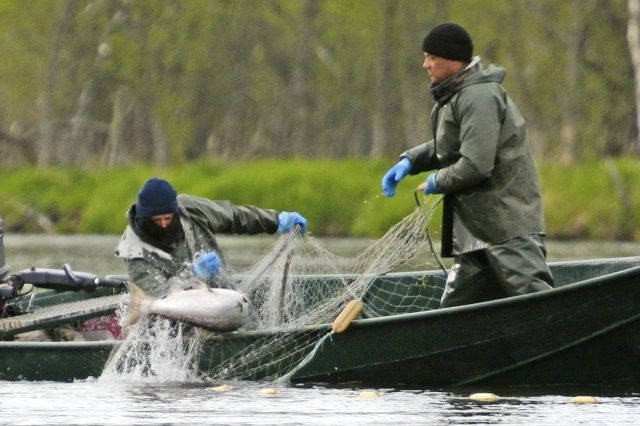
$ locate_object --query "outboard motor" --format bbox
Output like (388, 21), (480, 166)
(0, 217), (8, 281)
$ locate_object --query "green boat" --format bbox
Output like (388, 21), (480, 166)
(289, 256), (640, 388)
(1, 256), (640, 388)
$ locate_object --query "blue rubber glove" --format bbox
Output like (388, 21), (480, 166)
(277, 211), (307, 234)
(193, 252), (221, 279)
(381, 158), (412, 197)
(423, 173), (442, 194)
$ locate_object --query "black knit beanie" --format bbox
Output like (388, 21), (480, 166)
(422, 22), (473, 63)
(135, 177), (178, 217)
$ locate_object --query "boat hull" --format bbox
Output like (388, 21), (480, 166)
(288, 265), (640, 387)
(0, 340), (114, 382)
(1, 257), (640, 387)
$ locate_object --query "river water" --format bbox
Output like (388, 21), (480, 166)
(2, 234), (640, 425)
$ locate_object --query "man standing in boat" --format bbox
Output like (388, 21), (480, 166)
(115, 177), (307, 297)
(381, 22), (554, 307)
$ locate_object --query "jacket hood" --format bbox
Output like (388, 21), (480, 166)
(464, 59), (505, 86)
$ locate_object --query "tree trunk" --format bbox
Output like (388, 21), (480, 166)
(102, 85), (167, 167)
(0, 126), (37, 163)
(627, 0), (640, 154)
(67, 3), (126, 165)
(370, 0), (398, 157)
(38, 0), (77, 166)
(559, 1), (584, 165)
(215, 5), (256, 159)
(289, 0), (317, 157)
(508, 2), (546, 160)
(102, 86), (135, 167)
(398, 3), (430, 155)
(150, 118), (169, 166)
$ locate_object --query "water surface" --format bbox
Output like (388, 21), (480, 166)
(5, 234), (640, 274)
(1, 235), (639, 425)
(2, 379), (639, 425)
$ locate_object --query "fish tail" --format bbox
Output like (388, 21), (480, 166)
(125, 282), (150, 326)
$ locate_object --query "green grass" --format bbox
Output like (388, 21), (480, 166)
(540, 158), (640, 241)
(1, 157), (639, 240)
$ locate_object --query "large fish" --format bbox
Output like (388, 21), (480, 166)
(126, 283), (249, 332)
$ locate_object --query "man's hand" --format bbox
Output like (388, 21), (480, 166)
(277, 212), (308, 234)
(193, 252), (221, 279)
(423, 173), (442, 194)
(381, 158), (412, 197)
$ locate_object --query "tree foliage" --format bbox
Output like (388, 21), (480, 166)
(0, 0), (636, 167)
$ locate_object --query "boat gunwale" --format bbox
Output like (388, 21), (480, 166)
(1, 256), (639, 348)
(345, 257), (640, 329)
(0, 339), (117, 349)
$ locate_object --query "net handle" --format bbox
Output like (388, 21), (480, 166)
(414, 190), (447, 275)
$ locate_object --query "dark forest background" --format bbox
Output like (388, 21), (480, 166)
(2, 0), (640, 167)
(2, 1), (640, 240)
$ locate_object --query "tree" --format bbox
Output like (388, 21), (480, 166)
(628, 0), (640, 154)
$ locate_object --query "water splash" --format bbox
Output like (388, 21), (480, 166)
(100, 311), (202, 384)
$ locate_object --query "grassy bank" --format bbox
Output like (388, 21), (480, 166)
(1, 158), (639, 240)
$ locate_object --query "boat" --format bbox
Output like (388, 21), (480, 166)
(1, 256), (640, 387)
(288, 256), (640, 388)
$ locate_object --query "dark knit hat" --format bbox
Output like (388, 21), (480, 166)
(135, 177), (178, 217)
(422, 22), (473, 62)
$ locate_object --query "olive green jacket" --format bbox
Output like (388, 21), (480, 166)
(402, 59), (545, 256)
(115, 194), (279, 296)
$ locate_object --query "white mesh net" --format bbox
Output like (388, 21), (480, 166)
(101, 195), (445, 383)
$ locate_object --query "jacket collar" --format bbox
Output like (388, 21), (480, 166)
(115, 202), (197, 261)
(114, 225), (174, 260)
(428, 56), (481, 104)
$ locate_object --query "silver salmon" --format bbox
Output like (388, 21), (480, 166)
(126, 283), (249, 332)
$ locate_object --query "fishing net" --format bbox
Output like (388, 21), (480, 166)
(101, 195), (445, 383)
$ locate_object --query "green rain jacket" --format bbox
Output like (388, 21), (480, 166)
(402, 58), (545, 257)
(115, 194), (279, 296)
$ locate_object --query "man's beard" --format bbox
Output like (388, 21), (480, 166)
(135, 214), (184, 253)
